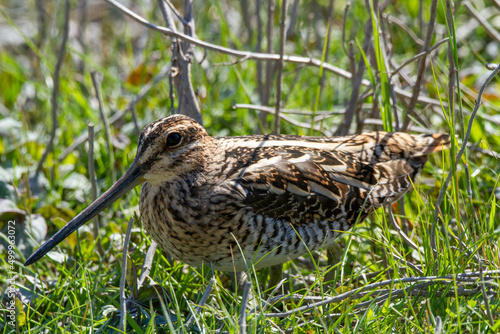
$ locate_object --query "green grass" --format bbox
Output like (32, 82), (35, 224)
(1, 0), (500, 333)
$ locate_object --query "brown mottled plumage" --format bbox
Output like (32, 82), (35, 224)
(25, 115), (449, 270)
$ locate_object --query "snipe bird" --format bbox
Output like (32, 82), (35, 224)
(25, 115), (449, 271)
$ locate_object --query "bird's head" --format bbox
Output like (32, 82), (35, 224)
(136, 114), (212, 185)
(25, 115), (210, 266)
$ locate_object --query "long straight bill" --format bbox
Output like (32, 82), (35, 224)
(24, 162), (144, 266)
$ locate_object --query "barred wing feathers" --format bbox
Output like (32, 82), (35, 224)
(222, 132), (449, 227)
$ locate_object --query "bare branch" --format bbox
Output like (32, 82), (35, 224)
(91, 71), (116, 183)
(387, 15), (424, 46)
(335, 3), (373, 136)
(87, 123), (103, 256)
(402, 0), (438, 130)
(258, 270), (500, 318)
(391, 38), (449, 78)
(480, 264), (495, 327)
(264, 0), (275, 108)
(256, 0), (264, 103)
(274, 0), (287, 135)
(58, 64), (171, 162)
(240, 0), (253, 42)
(35, 0), (70, 176)
(234, 104), (327, 134)
(432, 0), (458, 256)
(137, 241), (158, 290)
(463, 1), (500, 44)
(119, 217), (135, 332)
(130, 105), (140, 135)
(362, 118), (428, 133)
(184, 274), (216, 331)
(418, 0), (424, 38)
(163, 0), (185, 25)
(103, 0), (351, 78)
(286, 0), (300, 39)
(104, 0), (452, 119)
(341, 3), (352, 60)
(158, 0), (202, 124)
(311, 0), (335, 135)
(239, 281), (252, 333)
(391, 253), (424, 276)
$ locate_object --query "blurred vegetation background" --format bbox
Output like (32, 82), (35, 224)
(1, 0), (499, 332)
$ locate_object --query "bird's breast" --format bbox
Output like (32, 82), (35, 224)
(138, 179), (351, 271)
(139, 179), (245, 268)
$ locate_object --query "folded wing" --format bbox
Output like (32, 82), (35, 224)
(222, 132), (448, 228)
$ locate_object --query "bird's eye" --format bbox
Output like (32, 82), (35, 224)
(166, 133), (182, 147)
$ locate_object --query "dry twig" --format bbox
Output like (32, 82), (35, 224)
(119, 217), (135, 332)
(257, 270), (500, 318)
(159, 0), (202, 124)
(480, 263), (495, 327)
(35, 0), (70, 176)
(463, 1), (500, 44)
(184, 274), (216, 331)
(402, 0), (439, 130)
(137, 241), (158, 289)
(58, 64), (171, 161)
(104, 0), (450, 118)
(234, 104), (327, 134)
(386, 204), (419, 252)
(87, 123), (103, 256)
(335, 0), (374, 136)
(239, 281), (252, 334)
(274, 0), (287, 135)
(391, 38), (449, 78)
(387, 15), (424, 46)
(91, 71), (116, 183)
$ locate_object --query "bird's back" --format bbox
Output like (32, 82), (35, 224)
(217, 131), (449, 211)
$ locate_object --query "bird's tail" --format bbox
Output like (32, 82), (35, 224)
(413, 133), (450, 156)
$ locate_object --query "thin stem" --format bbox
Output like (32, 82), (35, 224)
(119, 217), (135, 332)
(137, 241), (158, 289)
(258, 270), (500, 318)
(103, 0), (454, 122)
(184, 275), (216, 330)
(463, 1), (500, 43)
(35, 0), (70, 176)
(87, 123), (103, 256)
(91, 71), (116, 183)
(239, 281), (252, 333)
(274, 0), (287, 135)
(433, 64), (500, 230)
(402, 0), (438, 130)
(391, 38), (449, 78)
(58, 64), (171, 162)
